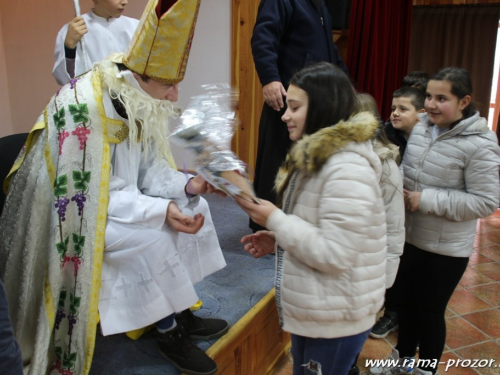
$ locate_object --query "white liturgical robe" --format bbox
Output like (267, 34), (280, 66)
(53, 11), (139, 85)
(97, 93), (226, 336)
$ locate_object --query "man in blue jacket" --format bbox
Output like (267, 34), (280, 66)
(250, 0), (348, 231)
(0, 279), (22, 375)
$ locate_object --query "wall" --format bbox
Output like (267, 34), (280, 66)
(0, 10), (12, 137)
(0, 0), (231, 168)
(172, 0), (231, 168)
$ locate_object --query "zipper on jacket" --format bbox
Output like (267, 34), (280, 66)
(414, 128), (434, 191)
(275, 171), (300, 327)
(414, 144), (431, 192)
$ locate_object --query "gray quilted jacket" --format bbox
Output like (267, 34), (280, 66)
(402, 112), (500, 257)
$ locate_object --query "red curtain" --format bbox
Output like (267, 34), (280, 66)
(347, 0), (413, 120)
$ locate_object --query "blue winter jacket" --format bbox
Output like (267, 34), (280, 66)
(251, 0), (348, 88)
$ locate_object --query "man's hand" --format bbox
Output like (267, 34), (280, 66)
(262, 81), (286, 111)
(186, 175), (226, 197)
(404, 189), (422, 212)
(166, 202), (204, 234)
(64, 17), (88, 49)
(241, 230), (276, 258)
(234, 195), (278, 228)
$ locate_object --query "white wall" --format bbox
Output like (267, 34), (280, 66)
(0, 0), (231, 168)
(171, 0), (231, 168)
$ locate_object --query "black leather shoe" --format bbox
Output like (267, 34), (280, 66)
(176, 309), (229, 340)
(157, 325), (218, 375)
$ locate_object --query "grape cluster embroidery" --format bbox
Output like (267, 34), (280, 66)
(71, 193), (86, 216)
(72, 126), (91, 150)
(58, 131), (70, 155)
(55, 197), (70, 221)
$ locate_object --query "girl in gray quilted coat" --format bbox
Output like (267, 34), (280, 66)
(370, 67), (500, 375)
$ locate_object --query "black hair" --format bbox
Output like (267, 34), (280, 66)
(430, 67), (475, 119)
(116, 63), (150, 82)
(393, 86), (425, 111)
(402, 71), (429, 91)
(289, 62), (357, 135)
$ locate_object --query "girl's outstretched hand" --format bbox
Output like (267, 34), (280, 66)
(241, 230), (276, 258)
(234, 195), (278, 227)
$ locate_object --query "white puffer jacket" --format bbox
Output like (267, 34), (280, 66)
(402, 112), (500, 257)
(372, 139), (405, 287)
(266, 112), (387, 339)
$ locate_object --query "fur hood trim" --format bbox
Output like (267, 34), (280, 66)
(275, 111), (379, 194)
(372, 138), (400, 162)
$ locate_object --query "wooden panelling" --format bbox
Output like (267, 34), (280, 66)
(231, 0), (262, 179)
(206, 288), (291, 375)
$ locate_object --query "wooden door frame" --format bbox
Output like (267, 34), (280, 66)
(230, 0), (263, 179)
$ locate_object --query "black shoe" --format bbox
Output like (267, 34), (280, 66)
(348, 365), (361, 375)
(370, 309), (399, 339)
(176, 309), (229, 340)
(157, 325), (218, 375)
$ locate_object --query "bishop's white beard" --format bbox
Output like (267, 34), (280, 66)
(96, 58), (178, 161)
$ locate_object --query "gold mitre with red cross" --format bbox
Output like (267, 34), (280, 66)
(122, 0), (201, 84)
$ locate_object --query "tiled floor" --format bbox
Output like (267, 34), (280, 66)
(272, 210), (500, 375)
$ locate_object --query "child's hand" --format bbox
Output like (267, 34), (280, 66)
(235, 195), (277, 227)
(241, 231), (276, 258)
(404, 189), (421, 212)
(65, 16), (88, 49)
(166, 202), (204, 234)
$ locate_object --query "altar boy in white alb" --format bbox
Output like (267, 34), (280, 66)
(53, 0), (139, 85)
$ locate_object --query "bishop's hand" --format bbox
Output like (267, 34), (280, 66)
(166, 202), (204, 234)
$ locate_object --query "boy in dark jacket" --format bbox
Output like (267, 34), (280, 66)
(370, 86), (426, 339)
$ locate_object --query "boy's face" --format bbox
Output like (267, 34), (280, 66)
(133, 72), (179, 102)
(390, 97), (421, 136)
(93, 0), (128, 20)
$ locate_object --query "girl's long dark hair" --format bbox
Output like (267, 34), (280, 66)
(275, 63), (357, 206)
(289, 62), (357, 134)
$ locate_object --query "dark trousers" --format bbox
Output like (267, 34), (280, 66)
(394, 243), (468, 372)
(291, 329), (370, 375)
(0, 279), (23, 375)
(250, 103), (289, 232)
(384, 283), (400, 312)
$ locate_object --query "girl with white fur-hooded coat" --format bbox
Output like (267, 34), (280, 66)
(237, 62), (387, 375)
